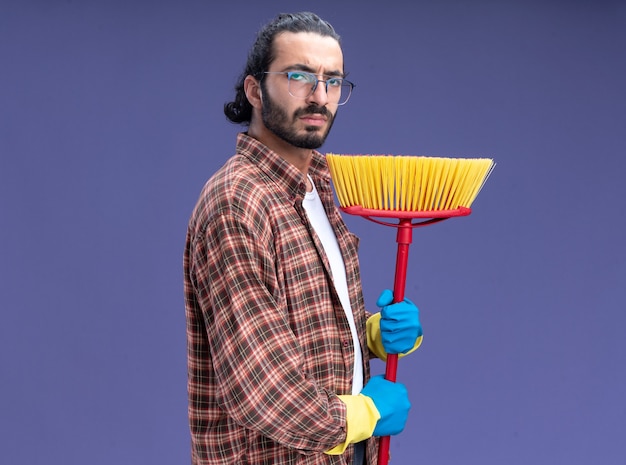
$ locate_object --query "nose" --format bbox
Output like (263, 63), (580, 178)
(306, 80), (329, 106)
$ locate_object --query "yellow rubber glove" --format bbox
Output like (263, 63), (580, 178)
(325, 376), (412, 454)
(324, 394), (379, 455)
(366, 312), (423, 361)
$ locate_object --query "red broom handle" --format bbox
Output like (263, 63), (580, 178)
(378, 219), (414, 465)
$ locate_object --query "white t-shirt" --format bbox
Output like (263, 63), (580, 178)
(302, 176), (363, 395)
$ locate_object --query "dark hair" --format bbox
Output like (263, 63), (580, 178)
(223, 12), (341, 125)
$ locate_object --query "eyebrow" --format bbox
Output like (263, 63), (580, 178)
(282, 63), (345, 78)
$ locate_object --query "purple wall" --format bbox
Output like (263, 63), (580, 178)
(2, 1), (625, 464)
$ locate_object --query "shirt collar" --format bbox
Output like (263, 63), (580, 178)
(236, 132), (332, 200)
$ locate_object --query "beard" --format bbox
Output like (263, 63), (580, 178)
(261, 88), (336, 150)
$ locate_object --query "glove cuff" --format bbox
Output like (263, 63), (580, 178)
(324, 394), (380, 455)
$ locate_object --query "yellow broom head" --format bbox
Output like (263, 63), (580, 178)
(326, 154), (495, 212)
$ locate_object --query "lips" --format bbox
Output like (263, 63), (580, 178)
(300, 114), (327, 126)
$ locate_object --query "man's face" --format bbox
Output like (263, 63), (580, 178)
(260, 32), (344, 150)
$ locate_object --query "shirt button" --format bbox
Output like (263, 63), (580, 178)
(343, 341), (349, 348)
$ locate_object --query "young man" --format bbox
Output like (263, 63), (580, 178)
(184, 12), (423, 465)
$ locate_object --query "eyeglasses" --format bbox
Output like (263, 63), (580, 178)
(262, 71), (355, 106)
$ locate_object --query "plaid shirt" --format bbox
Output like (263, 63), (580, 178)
(184, 133), (377, 464)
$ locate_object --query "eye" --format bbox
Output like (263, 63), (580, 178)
(290, 72), (318, 84)
(327, 77), (343, 88)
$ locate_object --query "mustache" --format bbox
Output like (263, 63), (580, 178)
(294, 105), (332, 119)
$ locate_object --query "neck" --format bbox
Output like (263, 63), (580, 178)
(247, 121), (313, 177)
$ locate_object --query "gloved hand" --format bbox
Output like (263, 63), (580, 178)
(377, 289), (422, 355)
(325, 375), (412, 454)
(361, 375), (411, 437)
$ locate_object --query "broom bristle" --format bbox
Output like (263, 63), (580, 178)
(326, 154), (495, 211)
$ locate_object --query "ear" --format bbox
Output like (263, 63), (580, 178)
(244, 75), (263, 109)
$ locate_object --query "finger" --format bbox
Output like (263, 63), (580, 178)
(376, 289), (394, 307)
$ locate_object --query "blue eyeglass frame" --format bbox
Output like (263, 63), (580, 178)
(262, 71), (355, 105)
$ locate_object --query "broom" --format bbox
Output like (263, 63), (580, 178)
(325, 153), (494, 465)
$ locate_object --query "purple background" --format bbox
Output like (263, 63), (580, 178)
(2, 1), (625, 464)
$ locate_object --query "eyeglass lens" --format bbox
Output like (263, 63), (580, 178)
(287, 73), (352, 105)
